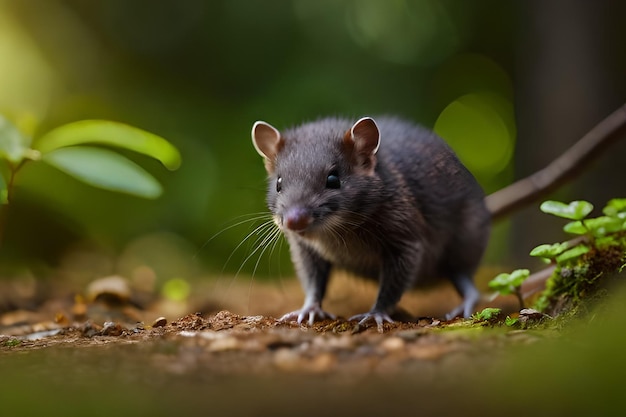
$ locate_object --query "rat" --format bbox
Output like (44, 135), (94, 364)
(251, 116), (491, 331)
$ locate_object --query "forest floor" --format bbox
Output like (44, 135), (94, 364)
(1, 271), (625, 417)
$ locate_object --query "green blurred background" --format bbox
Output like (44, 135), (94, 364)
(0, 0), (625, 283)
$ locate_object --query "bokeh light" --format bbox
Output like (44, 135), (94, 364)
(435, 92), (515, 179)
(345, 0), (463, 67)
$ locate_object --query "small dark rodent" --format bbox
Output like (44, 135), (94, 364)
(251, 116), (491, 330)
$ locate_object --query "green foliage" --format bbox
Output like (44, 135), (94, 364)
(564, 216), (625, 237)
(531, 199), (626, 266)
(488, 269), (530, 296)
(0, 112), (181, 246)
(472, 307), (502, 322)
(529, 242), (569, 259)
(488, 268), (529, 311)
(3, 338), (21, 347)
(43, 147), (162, 199)
(603, 198), (626, 217)
(486, 199), (626, 323)
(540, 200), (594, 220)
(555, 245), (591, 264)
(0, 114), (35, 163)
(504, 316), (519, 327)
(34, 120), (181, 171)
(531, 198), (626, 316)
(0, 115), (180, 202)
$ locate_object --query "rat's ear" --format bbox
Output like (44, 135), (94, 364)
(344, 117), (380, 172)
(252, 121), (282, 172)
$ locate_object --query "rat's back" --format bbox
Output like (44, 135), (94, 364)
(375, 117), (489, 232)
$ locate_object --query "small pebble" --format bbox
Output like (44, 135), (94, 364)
(101, 321), (123, 336)
(152, 317), (167, 328)
(86, 275), (131, 304)
(380, 337), (405, 353)
(208, 336), (241, 352)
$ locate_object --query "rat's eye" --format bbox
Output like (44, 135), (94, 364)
(276, 176), (283, 193)
(325, 170), (340, 189)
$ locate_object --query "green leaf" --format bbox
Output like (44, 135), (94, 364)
(34, 120), (181, 170)
(556, 244), (590, 264)
(540, 200), (593, 220)
(488, 269), (530, 294)
(530, 242), (569, 258)
(472, 307), (502, 321)
(42, 146), (163, 199)
(565, 216), (624, 237)
(0, 114), (32, 163)
(505, 316), (519, 327)
(586, 216), (625, 237)
(489, 273), (514, 294)
(563, 221), (588, 235)
(509, 269), (531, 286)
(603, 198), (626, 217)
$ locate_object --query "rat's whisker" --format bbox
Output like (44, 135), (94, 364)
(194, 212), (272, 259)
(218, 218), (275, 284)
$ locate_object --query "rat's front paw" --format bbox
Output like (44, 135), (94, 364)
(349, 311), (394, 333)
(279, 301), (335, 326)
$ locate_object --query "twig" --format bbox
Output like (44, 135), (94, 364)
(487, 103), (626, 221)
(520, 264), (557, 300)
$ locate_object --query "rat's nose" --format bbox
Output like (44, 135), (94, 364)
(284, 207), (312, 232)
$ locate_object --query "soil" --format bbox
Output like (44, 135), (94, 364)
(0, 273), (526, 367)
(0, 272), (622, 417)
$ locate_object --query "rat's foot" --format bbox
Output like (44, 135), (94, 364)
(349, 311), (394, 333)
(445, 304), (465, 320)
(279, 301), (335, 326)
(445, 291), (481, 320)
(447, 274), (481, 320)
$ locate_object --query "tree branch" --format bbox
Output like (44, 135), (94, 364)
(486, 103), (626, 221)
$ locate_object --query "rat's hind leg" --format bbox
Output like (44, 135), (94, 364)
(446, 273), (481, 319)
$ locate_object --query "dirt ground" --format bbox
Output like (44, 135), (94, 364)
(1, 271), (623, 417)
(0, 270), (524, 367)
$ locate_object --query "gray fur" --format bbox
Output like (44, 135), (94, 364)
(253, 116), (490, 323)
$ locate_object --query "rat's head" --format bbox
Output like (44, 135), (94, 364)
(251, 117), (382, 238)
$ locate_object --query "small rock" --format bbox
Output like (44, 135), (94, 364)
(101, 321), (123, 336)
(86, 275), (132, 305)
(208, 336), (241, 352)
(380, 337), (405, 353)
(80, 321), (103, 337)
(152, 317), (167, 328)
(519, 308), (550, 324)
(519, 308), (548, 318)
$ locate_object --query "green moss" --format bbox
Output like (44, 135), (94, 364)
(533, 234), (626, 318)
(4, 338), (21, 348)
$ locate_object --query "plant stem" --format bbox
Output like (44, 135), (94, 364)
(0, 161), (26, 249)
(514, 288), (525, 310)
